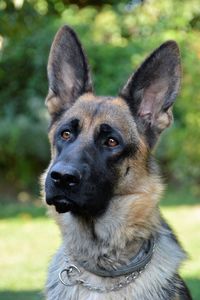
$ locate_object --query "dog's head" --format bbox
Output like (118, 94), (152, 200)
(44, 26), (181, 218)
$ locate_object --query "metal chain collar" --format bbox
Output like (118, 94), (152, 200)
(59, 236), (156, 293)
(59, 259), (152, 293)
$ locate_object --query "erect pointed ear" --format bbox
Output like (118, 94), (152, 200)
(46, 25), (93, 117)
(119, 41), (181, 148)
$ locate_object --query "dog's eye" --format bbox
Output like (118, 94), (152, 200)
(104, 137), (119, 147)
(61, 130), (71, 141)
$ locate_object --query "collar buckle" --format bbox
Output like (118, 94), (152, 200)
(59, 264), (81, 286)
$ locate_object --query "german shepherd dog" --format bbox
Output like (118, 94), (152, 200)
(43, 26), (192, 299)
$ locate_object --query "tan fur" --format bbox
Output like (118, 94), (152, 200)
(78, 92), (97, 102)
(46, 92), (63, 116)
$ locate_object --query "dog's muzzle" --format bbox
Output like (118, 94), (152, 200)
(46, 195), (75, 213)
(45, 162), (82, 213)
(50, 162), (82, 189)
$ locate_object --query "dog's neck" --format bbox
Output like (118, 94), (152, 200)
(52, 181), (162, 270)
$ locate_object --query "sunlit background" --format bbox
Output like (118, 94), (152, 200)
(0, 0), (199, 299)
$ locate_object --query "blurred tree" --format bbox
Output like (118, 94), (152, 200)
(0, 0), (199, 197)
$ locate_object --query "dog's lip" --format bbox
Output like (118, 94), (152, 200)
(54, 199), (72, 213)
(46, 195), (75, 213)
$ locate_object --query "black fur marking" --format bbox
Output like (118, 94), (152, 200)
(176, 275), (193, 299)
(162, 274), (193, 300)
(53, 118), (80, 148)
(125, 166), (130, 176)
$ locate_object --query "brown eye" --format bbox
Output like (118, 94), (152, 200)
(105, 137), (119, 147)
(61, 130), (71, 140)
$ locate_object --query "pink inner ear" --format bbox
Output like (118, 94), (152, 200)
(138, 80), (168, 122)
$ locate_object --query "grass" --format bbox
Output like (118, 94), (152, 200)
(0, 189), (199, 300)
(0, 203), (60, 300)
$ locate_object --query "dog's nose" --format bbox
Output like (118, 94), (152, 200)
(50, 162), (81, 188)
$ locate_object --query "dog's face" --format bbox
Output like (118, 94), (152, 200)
(44, 26), (181, 218)
(45, 95), (140, 217)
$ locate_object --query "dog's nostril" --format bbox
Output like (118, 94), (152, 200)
(63, 174), (80, 187)
(51, 171), (62, 183)
(50, 165), (81, 188)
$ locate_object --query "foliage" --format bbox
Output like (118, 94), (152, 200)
(0, 0), (200, 195)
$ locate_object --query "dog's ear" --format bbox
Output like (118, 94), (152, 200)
(119, 41), (181, 147)
(46, 25), (93, 117)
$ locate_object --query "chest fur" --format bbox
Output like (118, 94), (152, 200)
(45, 234), (186, 300)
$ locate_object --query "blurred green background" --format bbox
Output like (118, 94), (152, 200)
(0, 0), (199, 299)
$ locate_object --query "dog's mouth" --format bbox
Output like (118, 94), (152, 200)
(46, 195), (75, 213)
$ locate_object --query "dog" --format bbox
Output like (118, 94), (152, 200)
(42, 25), (192, 300)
